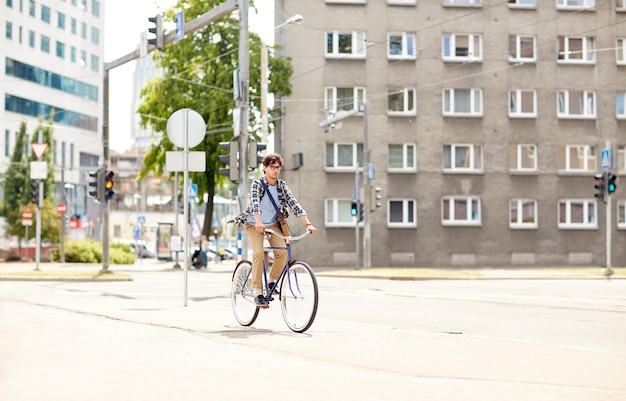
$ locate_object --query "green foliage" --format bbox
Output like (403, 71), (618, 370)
(52, 240), (136, 264)
(5, 199), (61, 243)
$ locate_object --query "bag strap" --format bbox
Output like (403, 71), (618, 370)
(260, 179), (281, 215)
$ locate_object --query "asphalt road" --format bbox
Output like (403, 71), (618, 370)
(1, 261), (625, 401)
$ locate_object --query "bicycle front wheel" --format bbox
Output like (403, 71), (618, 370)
(280, 261), (318, 333)
(231, 260), (259, 326)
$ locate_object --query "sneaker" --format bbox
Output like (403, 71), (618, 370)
(254, 295), (268, 307)
(268, 281), (279, 295)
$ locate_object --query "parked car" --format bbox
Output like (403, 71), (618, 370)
(113, 239), (155, 259)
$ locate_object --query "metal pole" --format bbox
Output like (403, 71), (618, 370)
(261, 41), (268, 143)
(362, 102), (371, 269)
(183, 110), (189, 307)
(355, 169), (360, 270)
(604, 139), (614, 278)
(237, 0), (250, 260)
(173, 171), (181, 268)
(60, 165), (65, 263)
(34, 180), (42, 271)
(101, 68), (110, 272)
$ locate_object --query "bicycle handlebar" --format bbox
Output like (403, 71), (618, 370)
(264, 228), (312, 242)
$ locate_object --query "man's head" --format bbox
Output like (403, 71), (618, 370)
(262, 153), (284, 176)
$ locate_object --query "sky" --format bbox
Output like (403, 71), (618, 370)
(104, 0), (274, 152)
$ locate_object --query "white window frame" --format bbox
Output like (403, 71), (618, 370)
(617, 38), (626, 65)
(615, 146), (626, 174)
(443, 144), (483, 172)
(508, 35), (536, 62)
(558, 145), (596, 172)
(442, 197), (482, 226)
(618, 0), (626, 10)
(388, 32), (416, 59)
(388, 143), (417, 172)
(508, 0), (536, 7)
(325, 31), (367, 59)
(388, 87), (416, 116)
(509, 89), (537, 118)
(443, 88), (483, 117)
(557, 36), (596, 64)
(325, 142), (363, 171)
(509, 144), (537, 172)
(557, 90), (596, 119)
(442, 33), (483, 62)
(558, 200), (597, 229)
(617, 92), (626, 119)
(617, 200), (626, 229)
(388, 199), (417, 228)
(326, 0), (366, 3)
(509, 199), (538, 229)
(387, 0), (417, 5)
(556, 0), (595, 9)
(443, 0), (482, 6)
(325, 86), (366, 114)
(325, 199), (361, 227)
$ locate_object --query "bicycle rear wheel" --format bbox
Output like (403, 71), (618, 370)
(280, 261), (318, 333)
(231, 260), (259, 326)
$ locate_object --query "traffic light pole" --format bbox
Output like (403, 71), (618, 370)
(606, 193), (612, 275)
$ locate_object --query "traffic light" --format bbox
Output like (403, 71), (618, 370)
(219, 140), (239, 182)
(30, 181), (40, 207)
(369, 185), (382, 212)
(148, 14), (164, 50)
(248, 140), (267, 170)
(359, 202), (364, 222)
(213, 227), (219, 237)
(607, 172), (617, 194)
(88, 170), (103, 202)
(104, 170), (115, 201)
(594, 172), (607, 202)
(350, 201), (358, 217)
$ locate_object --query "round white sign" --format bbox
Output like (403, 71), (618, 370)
(166, 108), (207, 148)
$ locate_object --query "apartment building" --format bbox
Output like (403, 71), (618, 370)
(275, 0), (626, 267)
(1, 0), (103, 227)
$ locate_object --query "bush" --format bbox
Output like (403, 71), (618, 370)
(50, 239), (136, 264)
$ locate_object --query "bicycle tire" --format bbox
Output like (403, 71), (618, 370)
(280, 261), (318, 333)
(231, 260), (259, 326)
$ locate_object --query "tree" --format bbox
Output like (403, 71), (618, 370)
(137, 0), (293, 238)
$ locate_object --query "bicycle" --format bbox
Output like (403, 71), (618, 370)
(230, 228), (319, 333)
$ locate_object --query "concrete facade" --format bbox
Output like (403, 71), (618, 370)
(275, 0), (626, 267)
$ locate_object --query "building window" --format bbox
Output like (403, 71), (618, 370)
(508, 35), (536, 62)
(4, 94), (98, 132)
(509, 89), (537, 118)
(325, 86), (365, 113)
(4, 129), (10, 157)
(617, 200), (626, 229)
(81, 22), (86, 39)
(80, 50), (86, 67)
(509, 199), (538, 229)
(509, 0), (536, 6)
(558, 36), (596, 63)
(325, 143), (363, 170)
(443, 144), (483, 172)
(90, 54), (99, 72)
(91, 27), (99, 45)
(29, 0), (35, 17)
(387, 0), (416, 4)
(442, 33), (482, 62)
(615, 146), (626, 173)
(617, 92), (626, 119)
(5, 21), (12, 40)
(388, 87), (416, 115)
(81, 0), (87, 11)
(558, 200), (597, 229)
(389, 199), (416, 227)
(442, 197), (481, 226)
(558, 145), (596, 172)
(41, 5), (50, 23)
(56, 41), (65, 58)
(443, 0), (482, 5)
(57, 12), (65, 29)
(557, 90), (596, 119)
(388, 32), (416, 59)
(325, 31), (367, 58)
(41, 35), (50, 53)
(7, 0), (13, 8)
(617, 38), (626, 65)
(618, 0), (626, 10)
(92, 0), (100, 17)
(388, 144), (416, 172)
(71, 18), (77, 34)
(443, 88), (483, 116)
(556, 0), (595, 9)
(28, 30), (35, 47)
(509, 144), (537, 171)
(325, 199), (359, 227)
(70, 47), (76, 63)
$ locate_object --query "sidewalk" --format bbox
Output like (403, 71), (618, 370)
(0, 258), (624, 281)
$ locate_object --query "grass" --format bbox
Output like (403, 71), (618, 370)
(0, 270), (132, 281)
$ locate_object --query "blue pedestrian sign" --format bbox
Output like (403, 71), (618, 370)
(188, 183), (198, 199)
(137, 215), (146, 225)
(133, 225), (141, 240)
(175, 11), (184, 41)
(601, 149), (610, 170)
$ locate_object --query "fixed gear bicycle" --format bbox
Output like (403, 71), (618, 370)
(230, 228), (319, 333)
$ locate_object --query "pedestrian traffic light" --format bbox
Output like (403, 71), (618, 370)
(30, 181), (40, 207)
(219, 140), (239, 182)
(88, 170), (103, 202)
(359, 202), (364, 222)
(104, 170), (115, 201)
(147, 14), (164, 50)
(248, 140), (267, 170)
(350, 201), (358, 217)
(594, 172), (607, 202)
(607, 172), (617, 194)
(369, 185), (382, 213)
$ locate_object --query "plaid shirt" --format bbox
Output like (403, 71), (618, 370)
(228, 176), (306, 224)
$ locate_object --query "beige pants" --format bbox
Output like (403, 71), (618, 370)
(246, 223), (288, 291)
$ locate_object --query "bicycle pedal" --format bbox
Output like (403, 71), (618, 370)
(257, 304), (270, 309)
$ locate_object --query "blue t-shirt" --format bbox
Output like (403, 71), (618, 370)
(246, 183), (279, 226)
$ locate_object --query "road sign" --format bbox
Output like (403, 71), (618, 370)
(31, 143), (48, 160)
(137, 215), (146, 225)
(175, 10), (184, 41)
(22, 210), (32, 220)
(133, 225), (141, 240)
(189, 183), (198, 198)
(601, 149), (610, 169)
(57, 204), (66, 214)
(29, 161), (48, 179)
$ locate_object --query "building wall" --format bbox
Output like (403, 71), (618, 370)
(277, 0), (626, 267)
